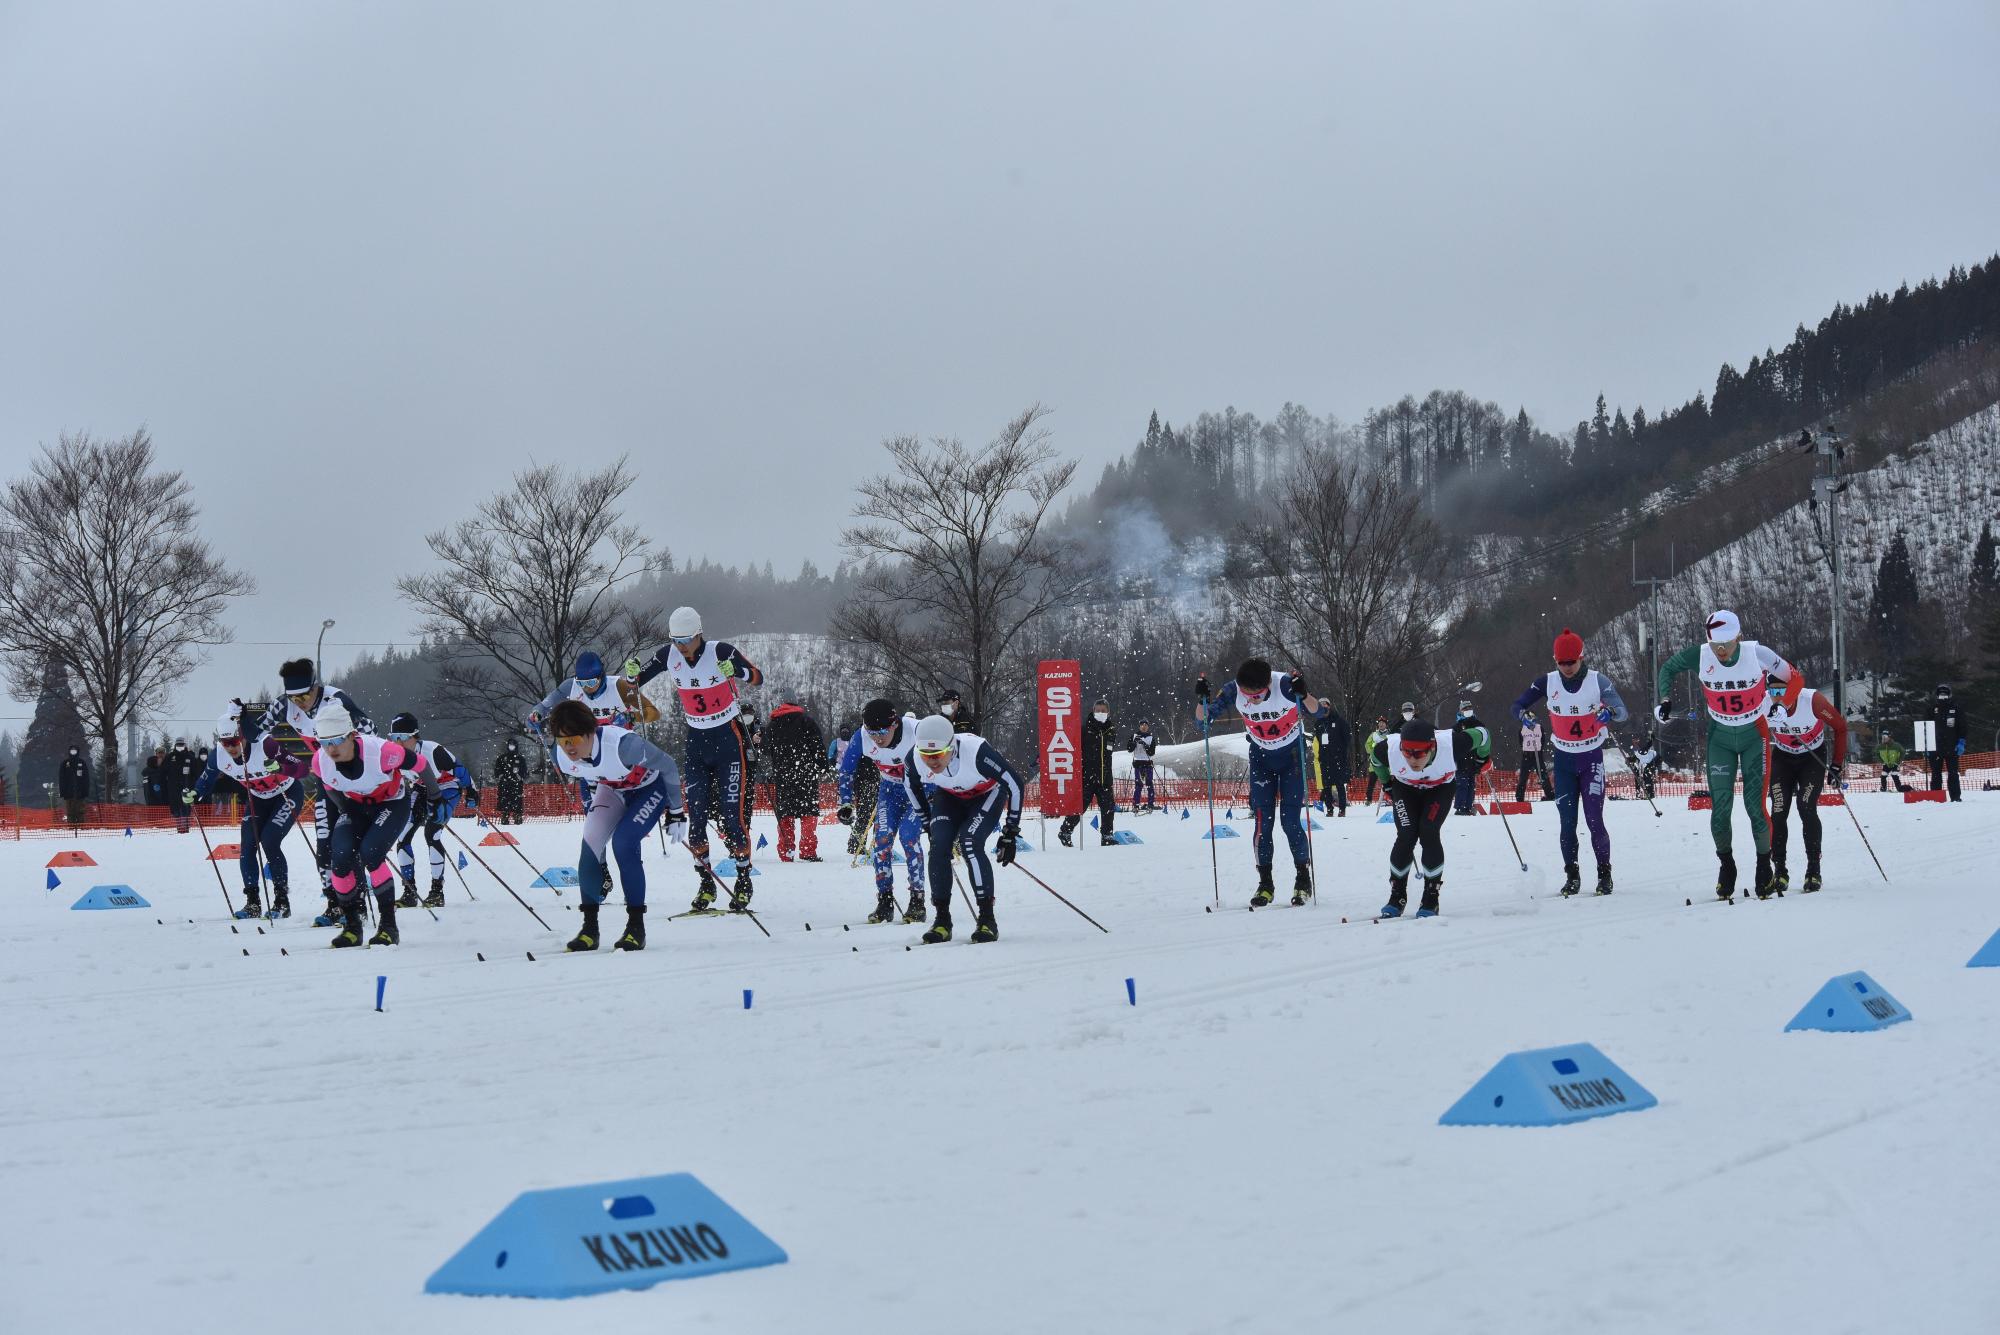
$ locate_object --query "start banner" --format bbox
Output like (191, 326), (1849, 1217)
(1037, 659), (1083, 818)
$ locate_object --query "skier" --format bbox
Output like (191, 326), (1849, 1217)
(1514, 709), (1553, 802)
(1362, 715), (1391, 804)
(259, 658), (374, 925)
(837, 698), (927, 924)
(1654, 609), (1802, 900)
(1931, 684), (1964, 801)
(1129, 721), (1158, 811)
(1767, 684), (1851, 894)
(1631, 729), (1662, 802)
(1450, 701), (1484, 815)
(544, 699), (688, 951)
(530, 651), (632, 731)
(1368, 715), (1493, 918)
(1511, 628), (1630, 896)
(311, 702), (440, 948)
(387, 713), (461, 910)
(493, 738), (527, 823)
(1193, 660), (1330, 907)
(189, 706), (310, 919)
(628, 606), (763, 911)
(762, 694), (826, 863)
(1060, 697), (1117, 847)
(904, 713), (1024, 943)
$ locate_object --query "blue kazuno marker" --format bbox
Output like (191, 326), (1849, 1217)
(375, 976), (387, 1012)
(1125, 977), (1136, 1006)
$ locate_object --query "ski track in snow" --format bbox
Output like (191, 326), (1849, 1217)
(3, 795), (1998, 1334)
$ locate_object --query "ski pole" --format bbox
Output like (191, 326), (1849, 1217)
(1296, 725), (1319, 907)
(1199, 690), (1220, 909)
(445, 825), (554, 931)
(1480, 767), (1528, 872)
(1813, 751), (1889, 883)
(1008, 860), (1109, 933)
(189, 804), (240, 920)
(1604, 729), (1663, 818)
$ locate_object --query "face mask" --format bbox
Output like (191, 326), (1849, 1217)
(1401, 710), (1415, 720)
(940, 702), (956, 716)
(1092, 711), (1108, 723)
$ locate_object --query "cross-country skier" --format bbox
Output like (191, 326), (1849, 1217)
(311, 701), (439, 948)
(1512, 628), (1630, 896)
(1129, 722), (1159, 810)
(1060, 698), (1117, 847)
(1654, 609), (1802, 900)
(1368, 715), (1493, 918)
(189, 704), (310, 920)
(628, 606), (763, 912)
(386, 713), (461, 910)
(837, 698), (926, 924)
(1514, 710), (1552, 802)
(258, 658), (374, 927)
(1767, 684), (1850, 894)
(1193, 660), (1330, 908)
(1362, 714), (1391, 804)
(530, 651), (632, 732)
(905, 713), (1024, 943)
(545, 699), (688, 951)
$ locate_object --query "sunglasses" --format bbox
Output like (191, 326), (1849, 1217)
(1555, 657), (1580, 669)
(916, 744), (954, 757)
(287, 689), (317, 702)
(865, 726), (895, 740)
(389, 730), (417, 741)
(670, 634), (698, 646)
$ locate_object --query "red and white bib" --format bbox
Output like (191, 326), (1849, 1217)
(1544, 670), (1606, 753)
(552, 725), (655, 791)
(1767, 688), (1828, 755)
(859, 713), (920, 781)
(215, 740), (294, 798)
(1236, 673), (1302, 750)
(1698, 641), (1769, 726)
(416, 740), (460, 791)
(664, 642), (741, 730)
(313, 736), (411, 804)
(1388, 732), (1458, 788)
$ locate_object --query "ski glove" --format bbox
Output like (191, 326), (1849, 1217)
(994, 823), (1020, 866)
(1653, 700), (1673, 725)
(1289, 674), (1309, 700)
(719, 658), (736, 679)
(1595, 706), (1614, 724)
(623, 657), (643, 680)
(836, 803), (853, 825)
(1956, 738), (1966, 755)
(181, 788), (197, 805)
(1195, 673), (1210, 701)
(663, 811), (689, 846)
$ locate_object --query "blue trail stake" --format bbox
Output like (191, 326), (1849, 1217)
(743, 988), (753, 1011)
(375, 976), (386, 1012)
(1125, 977), (1136, 1005)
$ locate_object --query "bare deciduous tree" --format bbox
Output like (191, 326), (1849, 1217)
(1241, 449), (1452, 744)
(397, 459), (668, 735)
(0, 430), (254, 795)
(832, 405), (1091, 735)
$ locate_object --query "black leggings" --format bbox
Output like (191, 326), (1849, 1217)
(328, 792), (415, 908)
(926, 789), (1004, 908)
(1769, 746), (1827, 867)
(1387, 784), (1453, 879)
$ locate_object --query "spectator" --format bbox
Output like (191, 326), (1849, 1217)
(167, 739), (201, 832)
(1362, 714), (1391, 804)
(1876, 730), (1906, 793)
(829, 723), (851, 767)
(493, 738), (527, 824)
(1059, 698), (1116, 847)
(1128, 721), (1159, 810)
(1452, 700), (1482, 815)
(937, 688), (976, 734)
(1312, 704), (1350, 817)
(763, 696), (827, 862)
(1931, 684), (1964, 801)
(1515, 709), (1553, 802)
(58, 745), (91, 825)
(143, 748), (168, 806)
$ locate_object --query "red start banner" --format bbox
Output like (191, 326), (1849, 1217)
(1036, 659), (1083, 818)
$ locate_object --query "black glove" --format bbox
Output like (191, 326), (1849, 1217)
(836, 803), (853, 825)
(995, 822), (1020, 866)
(1290, 674), (1308, 699)
(1196, 673), (1210, 701)
(1654, 700), (1673, 725)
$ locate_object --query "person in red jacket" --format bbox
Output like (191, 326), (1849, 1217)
(1765, 684), (1850, 894)
(762, 697), (827, 862)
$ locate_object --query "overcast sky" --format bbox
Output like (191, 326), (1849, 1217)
(2, 0), (1996, 737)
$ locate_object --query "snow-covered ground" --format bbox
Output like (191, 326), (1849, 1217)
(5, 792), (1999, 1333)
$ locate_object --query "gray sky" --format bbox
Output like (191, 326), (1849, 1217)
(3, 0), (1996, 735)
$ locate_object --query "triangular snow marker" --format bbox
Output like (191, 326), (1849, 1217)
(424, 1172), (786, 1298)
(1376, 810), (1394, 824)
(458, 851), (469, 869)
(713, 859), (761, 878)
(71, 884), (151, 911)
(1784, 971), (1911, 1032)
(46, 869), (61, 890)
(208, 843), (241, 861)
(481, 831), (520, 846)
(1109, 830), (1143, 845)
(1201, 824), (1239, 840)
(1180, 809), (1191, 821)
(48, 850), (96, 867)
(533, 866), (581, 889)
(1439, 1042), (1657, 1127)
(756, 833), (768, 850)
(1968, 927), (2000, 968)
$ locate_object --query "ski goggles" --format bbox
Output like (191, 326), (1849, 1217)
(669, 634), (699, 646)
(388, 729), (418, 741)
(577, 677), (604, 694)
(916, 740), (955, 757)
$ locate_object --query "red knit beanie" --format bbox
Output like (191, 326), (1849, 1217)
(1553, 628), (1585, 661)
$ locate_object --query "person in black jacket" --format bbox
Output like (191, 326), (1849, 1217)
(1059, 697), (1117, 847)
(763, 697), (827, 862)
(166, 740), (202, 832)
(1932, 683), (1964, 801)
(493, 738), (527, 824)
(142, 748), (167, 806)
(937, 689), (977, 735)
(58, 746), (91, 824)
(1312, 703), (1351, 817)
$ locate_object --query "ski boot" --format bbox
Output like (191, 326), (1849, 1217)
(921, 904), (953, 944)
(1250, 865), (1276, 908)
(727, 867), (755, 913)
(614, 906), (646, 951)
(329, 903), (365, 948)
(689, 866), (719, 913)
(1057, 820), (1075, 849)
(267, 882), (291, 919)
(368, 893), (400, 946)
(567, 903), (601, 952)
(1291, 862), (1313, 907)
(901, 895), (927, 925)
(1380, 873), (1409, 919)
(1416, 876), (1441, 918)
(800, 853), (822, 863)
(1771, 859), (1790, 895)
(234, 888), (263, 920)
(1715, 852), (1737, 902)
(1559, 863), (1581, 897)
(969, 896), (999, 943)
(1754, 852), (1777, 900)
(424, 878), (446, 909)
(1594, 864), (1613, 896)
(866, 892), (899, 925)
(397, 875), (421, 909)
(313, 895), (344, 928)
(1100, 833), (1117, 847)
(1801, 859), (1823, 894)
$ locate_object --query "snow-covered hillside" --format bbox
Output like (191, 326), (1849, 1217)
(6, 794), (1999, 1332)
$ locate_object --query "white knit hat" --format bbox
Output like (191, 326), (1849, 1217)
(1704, 610), (1741, 642)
